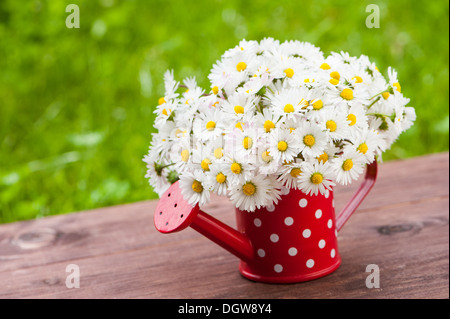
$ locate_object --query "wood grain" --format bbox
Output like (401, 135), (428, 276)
(0, 152), (448, 299)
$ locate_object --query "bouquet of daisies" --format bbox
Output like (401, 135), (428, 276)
(143, 38), (415, 212)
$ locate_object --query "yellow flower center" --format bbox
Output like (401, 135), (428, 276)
(393, 82), (401, 92)
(352, 76), (363, 83)
(326, 120), (337, 132)
(191, 180), (203, 193)
(236, 62), (247, 72)
(320, 63), (331, 70)
(303, 134), (315, 147)
(329, 78), (339, 85)
(214, 147), (223, 159)
(212, 86), (219, 95)
(357, 143), (369, 154)
(243, 137), (253, 150)
(201, 158), (211, 171)
(290, 168), (302, 177)
(317, 152), (329, 163)
(242, 182), (256, 196)
(312, 99), (323, 110)
(162, 108), (169, 116)
(284, 68), (294, 78)
(330, 71), (340, 80)
(382, 91), (390, 100)
(206, 121), (216, 131)
(158, 97), (166, 105)
(340, 88), (354, 100)
(342, 159), (354, 171)
(264, 120), (275, 132)
(347, 114), (357, 126)
(284, 103), (294, 113)
(310, 173), (324, 185)
(181, 149), (189, 163)
(234, 105), (244, 114)
(277, 141), (288, 152)
(230, 162), (242, 174)
(216, 173), (226, 184)
(235, 122), (243, 131)
(261, 151), (272, 163)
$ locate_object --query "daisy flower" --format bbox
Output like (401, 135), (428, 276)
(205, 163), (230, 196)
(229, 174), (282, 212)
(143, 152), (171, 197)
(298, 161), (336, 196)
(319, 109), (351, 141)
(145, 38), (414, 212)
(332, 148), (366, 186)
(268, 128), (301, 163)
(254, 107), (281, 134)
(346, 103), (370, 134)
(277, 162), (304, 189)
(224, 125), (260, 158)
(222, 152), (255, 184)
(193, 107), (225, 142)
(169, 136), (193, 171)
(221, 92), (257, 122)
(270, 53), (305, 84)
(255, 141), (280, 175)
(352, 129), (381, 163)
(179, 170), (211, 207)
(326, 82), (370, 108)
(267, 87), (309, 120)
(295, 121), (328, 158)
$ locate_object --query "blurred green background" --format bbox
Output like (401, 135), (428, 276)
(0, 0), (448, 223)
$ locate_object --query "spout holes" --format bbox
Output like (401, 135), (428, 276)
(180, 214), (184, 218)
(167, 193), (171, 197)
(159, 211), (162, 215)
(165, 222), (168, 226)
(174, 203), (177, 208)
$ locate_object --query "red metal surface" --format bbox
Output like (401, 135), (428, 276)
(154, 162), (377, 283)
(154, 181), (200, 233)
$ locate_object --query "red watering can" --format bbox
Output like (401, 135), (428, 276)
(154, 162), (377, 283)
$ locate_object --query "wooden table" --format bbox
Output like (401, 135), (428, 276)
(0, 153), (448, 299)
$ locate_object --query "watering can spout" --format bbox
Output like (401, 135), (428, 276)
(154, 181), (254, 263)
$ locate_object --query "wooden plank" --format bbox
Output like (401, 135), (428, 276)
(0, 193), (447, 299)
(0, 152), (448, 298)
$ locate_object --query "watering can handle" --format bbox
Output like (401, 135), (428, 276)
(335, 160), (378, 232)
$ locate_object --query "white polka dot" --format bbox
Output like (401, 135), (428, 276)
(274, 264), (283, 273)
(253, 218), (262, 227)
(266, 204), (275, 212)
(330, 249), (336, 258)
(332, 199), (335, 208)
(288, 247), (297, 256)
(315, 209), (322, 219)
(284, 217), (294, 226)
(306, 259), (315, 268)
(327, 219), (333, 229)
(302, 229), (311, 238)
(257, 249), (265, 257)
(270, 234), (279, 243)
(281, 186), (290, 195)
(318, 239), (326, 249)
(324, 189), (330, 198)
(299, 198), (308, 208)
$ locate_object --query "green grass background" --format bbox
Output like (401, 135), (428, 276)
(0, 0), (448, 223)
